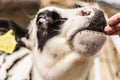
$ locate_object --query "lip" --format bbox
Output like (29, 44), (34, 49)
(69, 30), (105, 44)
(69, 18), (107, 42)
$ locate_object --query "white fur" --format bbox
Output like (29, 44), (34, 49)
(0, 47), (32, 80)
(28, 6), (106, 80)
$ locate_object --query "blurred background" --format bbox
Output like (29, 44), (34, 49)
(0, 0), (120, 80)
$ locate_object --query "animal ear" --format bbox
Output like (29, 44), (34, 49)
(0, 19), (28, 38)
(0, 19), (10, 34)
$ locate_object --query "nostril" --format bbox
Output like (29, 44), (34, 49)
(81, 10), (91, 16)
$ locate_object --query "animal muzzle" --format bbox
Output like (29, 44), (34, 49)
(78, 7), (107, 33)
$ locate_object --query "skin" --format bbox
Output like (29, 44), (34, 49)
(104, 13), (120, 35)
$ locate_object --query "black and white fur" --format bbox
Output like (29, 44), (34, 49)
(0, 6), (107, 80)
(0, 19), (32, 80)
(28, 6), (106, 80)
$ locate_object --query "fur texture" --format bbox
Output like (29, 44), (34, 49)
(0, 19), (32, 80)
(0, 5), (107, 80)
(27, 6), (107, 80)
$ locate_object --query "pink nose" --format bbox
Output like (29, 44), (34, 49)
(81, 9), (91, 16)
(77, 9), (92, 16)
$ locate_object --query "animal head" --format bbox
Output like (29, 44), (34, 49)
(28, 6), (107, 57)
(0, 6), (107, 80)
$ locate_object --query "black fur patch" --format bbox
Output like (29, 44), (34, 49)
(36, 10), (66, 50)
(86, 9), (107, 32)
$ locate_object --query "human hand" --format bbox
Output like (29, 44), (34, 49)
(104, 13), (120, 35)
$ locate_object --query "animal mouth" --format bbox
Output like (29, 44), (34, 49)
(70, 29), (105, 42)
(70, 8), (107, 41)
(69, 10), (107, 55)
(70, 21), (107, 42)
(69, 21), (107, 56)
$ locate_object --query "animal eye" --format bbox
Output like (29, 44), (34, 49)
(36, 17), (46, 26)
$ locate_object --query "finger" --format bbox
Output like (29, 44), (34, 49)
(110, 30), (120, 35)
(104, 23), (120, 35)
(108, 13), (120, 26)
(104, 25), (116, 34)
